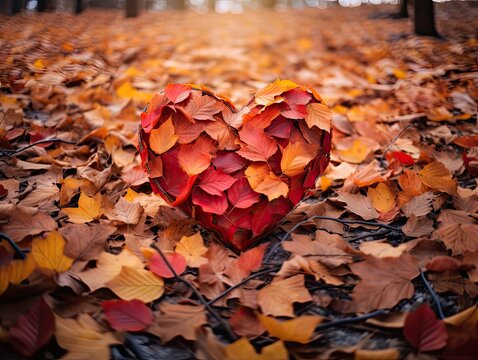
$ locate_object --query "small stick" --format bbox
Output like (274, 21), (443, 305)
(207, 267), (280, 306)
(265, 215), (401, 262)
(315, 309), (389, 332)
(0, 138), (77, 157)
(379, 123), (414, 166)
(420, 271), (445, 320)
(150, 243), (237, 342)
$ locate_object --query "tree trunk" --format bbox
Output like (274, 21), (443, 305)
(74, 0), (84, 13)
(37, 0), (47, 12)
(170, 0), (185, 10)
(0, 0), (22, 15)
(126, 0), (139, 17)
(414, 0), (438, 37)
(397, 0), (408, 18)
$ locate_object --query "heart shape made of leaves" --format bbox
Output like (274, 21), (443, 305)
(139, 80), (332, 250)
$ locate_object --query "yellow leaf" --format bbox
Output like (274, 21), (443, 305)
(255, 79), (299, 106)
(418, 161), (457, 195)
(175, 232), (208, 268)
(225, 338), (288, 360)
(55, 314), (119, 360)
(106, 266), (164, 303)
(305, 103), (332, 132)
(320, 176), (332, 192)
(245, 163), (269, 189)
(338, 139), (370, 164)
(368, 182), (396, 214)
(63, 192), (102, 223)
(33, 59), (45, 69)
(77, 251), (122, 292)
(149, 117), (178, 155)
(392, 68), (407, 80)
(297, 38), (312, 50)
(8, 253), (36, 284)
(32, 231), (74, 275)
(117, 81), (136, 99)
(259, 315), (322, 344)
(280, 142), (318, 177)
(124, 188), (139, 202)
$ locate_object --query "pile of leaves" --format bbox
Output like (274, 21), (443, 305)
(0, 3), (478, 359)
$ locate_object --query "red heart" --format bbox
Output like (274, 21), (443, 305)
(139, 81), (332, 250)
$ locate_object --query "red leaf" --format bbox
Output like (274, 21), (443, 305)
(198, 166), (237, 196)
(252, 198), (290, 237)
(192, 187), (228, 215)
(235, 243), (267, 279)
(237, 124), (278, 162)
(404, 304), (448, 352)
(227, 177), (261, 209)
(426, 256), (468, 273)
(212, 151), (247, 174)
(101, 299), (153, 332)
(386, 151), (415, 166)
(283, 88), (311, 105)
(149, 252), (187, 278)
(164, 83), (191, 103)
(265, 116), (293, 139)
(8, 299), (55, 357)
(0, 184), (8, 199)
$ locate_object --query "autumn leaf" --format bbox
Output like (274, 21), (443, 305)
(77, 251), (122, 292)
(404, 304), (448, 352)
(149, 303), (207, 342)
(348, 255), (420, 313)
(8, 299), (55, 357)
(255, 79), (299, 106)
(306, 102), (332, 132)
(237, 125), (278, 162)
(258, 274), (312, 317)
(280, 142), (318, 177)
(55, 314), (119, 360)
(368, 182), (396, 214)
(63, 192), (102, 224)
(418, 161), (457, 195)
(106, 266), (164, 303)
(101, 299), (153, 332)
(336, 192), (378, 220)
(184, 93), (221, 121)
(338, 139), (371, 164)
(31, 230), (74, 275)
(198, 166), (237, 196)
(105, 196), (143, 224)
(225, 337), (288, 360)
(259, 315), (322, 344)
(178, 136), (215, 175)
(175, 232), (209, 268)
(149, 251), (187, 278)
(230, 307), (265, 338)
(1, 208), (56, 243)
(149, 116), (178, 155)
(227, 177), (261, 209)
(434, 223), (478, 255)
(192, 188), (229, 215)
(164, 83), (191, 103)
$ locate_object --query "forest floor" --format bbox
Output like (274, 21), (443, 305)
(0, 3), (478, 360)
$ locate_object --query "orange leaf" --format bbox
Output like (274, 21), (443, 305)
(63, 192), (102, 224)
(149, 117), (178, 155)
(280, 142), (318, 177)
(418, 161), (457, 195)
(338, 139), (371, 164)
(305, 102), (332, 132)
(255, 79), (299, 106)
(368, 182), (396, 214)
(175, 232), (208, 268)
(259, 315), (322, 344)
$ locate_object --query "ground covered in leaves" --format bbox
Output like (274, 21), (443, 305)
(1, 3), (478, 359)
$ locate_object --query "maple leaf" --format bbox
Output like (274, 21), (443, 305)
(258, 274), (312, 317)
(280, 142), (318, 177)
(101, 299), (153, 332)
(348, 255), (420, 313)
(149, 303), (207, 342)
(175, 232), (208, 268)
(31, 230), (74, 275)
(404, 304), (448, 352)
(63, 192), (102, 224)
(8, 299), (55, 357)
(305, 102), (332, 132)
(259, 315), (322, 344)
(149, 116), (178, 155)
(237, 125), (278, 162)
(106, 266), (164, 303)
(55, 314), (119, 360)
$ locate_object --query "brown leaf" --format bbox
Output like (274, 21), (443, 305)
(1, 208), (56, 242)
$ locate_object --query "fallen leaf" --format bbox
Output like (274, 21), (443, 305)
(149, 251), (187, 278)
(1, 208), (56, 243)
(280, 142), (318, 177)
(418, 161), (457, 195)
(101, 299), (153, 332)
(63, 192), (102, 224)
(259, 314), (322, 344)
(258, 274), (312, 317)
(306, 102), (332, 132)
(175, 232), (208, 268)
(225, 337), (288, 360)
(31, 231), (74, 275)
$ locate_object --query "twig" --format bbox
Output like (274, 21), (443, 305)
(207, 266), (280, 306)
(379, 123), (414, 166)
(347, 229), (391, 242)
(150, 243), (237, 342)
(315, 309), (388, 332)
(420, 271), (445, 320)
(264, 215), (401, 262)
(0, 233), (26, 259)
(0, 138), (77, 157)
